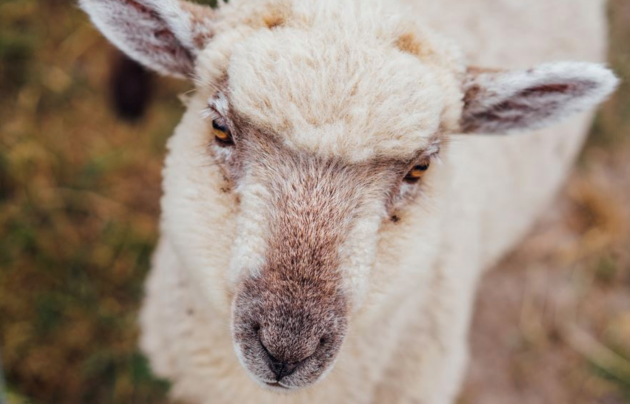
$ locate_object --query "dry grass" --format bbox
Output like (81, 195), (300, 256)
(0, 1), (628, 403)
(463, 149), (630, 404)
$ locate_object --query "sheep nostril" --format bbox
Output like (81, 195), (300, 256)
(268, 357), (300, 380)
(319, 336), (328, 346)
(253, 323), (261, 334)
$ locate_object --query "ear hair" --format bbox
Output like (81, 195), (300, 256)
(80, 0), (216, 78)
(461, 62), (619, 134)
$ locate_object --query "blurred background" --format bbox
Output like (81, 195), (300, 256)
(0, 0), (628, 403)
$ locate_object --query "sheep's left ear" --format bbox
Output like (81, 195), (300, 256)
(460, 62), (618, 134)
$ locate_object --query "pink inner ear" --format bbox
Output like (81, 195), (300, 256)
(519, 80), (600, 99)
(459, 62), (618, 135)
(520, 83), (571, 96)
(122, 0), (153, 15)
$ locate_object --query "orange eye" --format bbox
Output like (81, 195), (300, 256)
(212, 119), (234, 146)
(404, 162), (430, 183)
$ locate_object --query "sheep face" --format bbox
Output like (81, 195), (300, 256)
(156, 3), (465, 389)
(81, 0), (618, 393)
(194, 20), (462, 389)
(214, 116), (435, 389)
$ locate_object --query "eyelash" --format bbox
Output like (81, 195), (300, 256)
(201, 106), (216, 121)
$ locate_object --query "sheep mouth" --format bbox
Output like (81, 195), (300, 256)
(231, 315), (346, 391)
(264, 382), (290, 390)
(233, 337), (341, 392)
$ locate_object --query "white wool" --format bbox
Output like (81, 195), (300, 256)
(80, 0), (615, 403)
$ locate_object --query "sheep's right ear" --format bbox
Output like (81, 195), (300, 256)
(80, 0), (216, 79)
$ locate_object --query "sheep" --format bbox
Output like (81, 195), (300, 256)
(79, 0), (618, 403)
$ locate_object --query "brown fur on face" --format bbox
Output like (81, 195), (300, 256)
(263, 9), (287, 29)
(396, 31), (425, 57)
(230, 149), (365, 388)
(227, 120), (413, 388)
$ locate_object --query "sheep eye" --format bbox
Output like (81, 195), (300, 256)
(404, 162), (430, 183)
(212, 119), (234, 146)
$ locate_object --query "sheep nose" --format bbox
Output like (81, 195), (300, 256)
(259, 338), (310, 381)
(265, 351), (300, 381)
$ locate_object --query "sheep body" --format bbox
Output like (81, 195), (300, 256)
(135, 0), (608, 403)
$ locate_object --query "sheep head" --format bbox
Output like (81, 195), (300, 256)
(81, 0), (618, 392)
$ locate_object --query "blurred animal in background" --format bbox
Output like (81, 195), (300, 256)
(79, 0), (617, 403)
(109, 52), (154, 122)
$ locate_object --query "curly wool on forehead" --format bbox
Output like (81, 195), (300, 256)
(200, 0), (466, 162)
